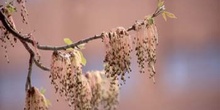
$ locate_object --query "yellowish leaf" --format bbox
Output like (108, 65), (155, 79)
(72, 50), (87, 66)
(72, 50), (81, 66)
(158, 0), (164, 8)
(64, 38), (74, 50)
(164, 11), (177, 19)
(40, 87), (46, 95)
(79, 51), (87, 66)
(162, 12), (167, 21)
(64, 38), (73, 45)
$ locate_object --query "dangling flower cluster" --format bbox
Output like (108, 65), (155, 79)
(85, 70), (103, 109)
(85, 70), (119, 110)
(102, 27), (132, 84)
(16, 0), (29, 24)
(134, 17), (159, 82)
(0, 5), (17, 63)
(24, 87), (48, 110)
(50, 50), (91, 109)
(134, 21), (146, 74)
(0, 25), (12, 63)
(51, 52), (120, 110)
(101, 75), (119, 110)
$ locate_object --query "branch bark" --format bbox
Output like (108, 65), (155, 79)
(25, 53), (34, 91)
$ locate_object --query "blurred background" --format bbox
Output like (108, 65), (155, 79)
(0, 0), (220, 110)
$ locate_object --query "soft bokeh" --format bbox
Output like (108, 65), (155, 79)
(0, 0), (220, 110)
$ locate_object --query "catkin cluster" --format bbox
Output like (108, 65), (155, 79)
(0, 6), (17, 63)
(102, 27), (132, 84)
(50, 50), (91, 109)
(85, 70), (119, 110)
(50, 50), (119, 110)
(17, 0), (29, 24)
(134, 18), (159, 82)
(24, 87), (48, 110)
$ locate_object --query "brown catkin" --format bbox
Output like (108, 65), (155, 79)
(103, 27), (132, 85)
(50, 50), (92, 109)
(17, 0), (29, 24)
(24, 87), (48, 110)
(85, 70), (119, 110)
(134, 18), (159, 83)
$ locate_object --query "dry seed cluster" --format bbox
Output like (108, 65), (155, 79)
(24, 87), (48, 110)
(134, 19), (159, 82)
(103, 27), (132, 84)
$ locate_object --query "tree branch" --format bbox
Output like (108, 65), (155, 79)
(25, 53), (34, 91)
(34, 58), (50, 71)
(0, 10), (37, 91)
(18, 39), (35, 91)
(37, 34), (102, 50)
(0, 6), (164, 51)
(0, 10), (34, 45)
(0, 5), (165, 73)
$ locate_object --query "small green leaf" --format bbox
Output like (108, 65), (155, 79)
(40, 88), (46, 95)
(164, 11), (177, 19)
(162, 12), (167, 21)
(6, 4), (16, 13)
(158, 0), (164, 8)
(79, 51), (87, 66)
(72, 50), (87, 66)
(64, 38), (74, 50)
(145, 15), (154, 25)
(147, 18), (154, 25)
(64, 38), (73, 45)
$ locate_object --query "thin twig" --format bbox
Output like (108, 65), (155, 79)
(23, 42), (34, 91)
(34, 58), (50, 71)
(25, 54), (34, 91)
(37, 35), (102, 50)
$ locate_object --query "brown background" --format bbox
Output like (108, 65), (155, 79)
(0, 0), (220, 110)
